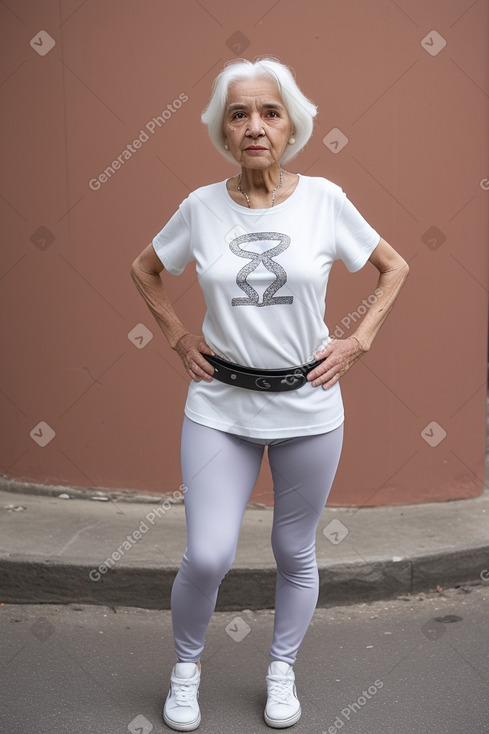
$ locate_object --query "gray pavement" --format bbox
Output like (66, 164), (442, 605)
(0, 476), (488, 610)
(1, 586), (488, 734)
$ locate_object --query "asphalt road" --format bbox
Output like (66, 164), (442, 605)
(1, 584), (488, 734)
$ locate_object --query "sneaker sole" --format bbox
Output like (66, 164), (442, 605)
(163, 709), (201, 732)
(264, 706), (302, 729)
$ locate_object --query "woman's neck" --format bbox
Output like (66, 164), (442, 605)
(238, 164), (282, 195)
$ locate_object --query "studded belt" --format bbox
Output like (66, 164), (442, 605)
(201, 353), (324, 392)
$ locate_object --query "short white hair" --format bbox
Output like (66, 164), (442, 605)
(201, 56), (318, 165)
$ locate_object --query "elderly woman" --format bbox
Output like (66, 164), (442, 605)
(130, 57), (408, 731)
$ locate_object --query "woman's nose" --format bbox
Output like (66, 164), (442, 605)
(246, 114), (264, 137)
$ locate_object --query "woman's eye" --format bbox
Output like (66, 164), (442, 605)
(232, 112), (245, 119)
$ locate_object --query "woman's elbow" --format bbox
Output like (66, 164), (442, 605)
(393, 258), (410, 288)
(399, 257), (410, 279)
(130, 259), (140, 278)
(131, 243), (164, 277)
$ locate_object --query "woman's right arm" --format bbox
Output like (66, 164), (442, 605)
(130, 243), (214, 382)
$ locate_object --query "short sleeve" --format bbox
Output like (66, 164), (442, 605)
(334, 192), (381, 273)
(152, 203), (192, 276)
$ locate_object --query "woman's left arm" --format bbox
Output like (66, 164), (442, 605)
(308, 237), (410, 390)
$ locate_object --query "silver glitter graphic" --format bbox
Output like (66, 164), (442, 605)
(229, 232), (293, 307)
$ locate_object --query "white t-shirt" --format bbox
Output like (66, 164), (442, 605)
(152, 174), (380, 438)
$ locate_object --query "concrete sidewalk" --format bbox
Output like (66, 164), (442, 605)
(0, 478), (488, 610)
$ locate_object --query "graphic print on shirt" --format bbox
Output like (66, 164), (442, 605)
(228, 232), (293, 307)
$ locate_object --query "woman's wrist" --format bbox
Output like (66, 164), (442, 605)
(170, 329), (190, 350)
(350, 333), (369, 352)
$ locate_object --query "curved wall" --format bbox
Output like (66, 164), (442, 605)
(1, 0), (488, 505)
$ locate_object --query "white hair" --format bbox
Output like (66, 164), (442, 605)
(201, 56), (318, 165)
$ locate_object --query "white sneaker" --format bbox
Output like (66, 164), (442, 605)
(264, 660), (301, 728)
(163, 662), (201, 732)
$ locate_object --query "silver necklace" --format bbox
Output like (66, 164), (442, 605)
(237, 167), (283, 208)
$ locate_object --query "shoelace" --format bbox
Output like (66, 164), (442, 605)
(172, 680), (198, 705)
(267, 675), (295, 703)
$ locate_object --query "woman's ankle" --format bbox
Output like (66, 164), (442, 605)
(177, 659), (201, 671)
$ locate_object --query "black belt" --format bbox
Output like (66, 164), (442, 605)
(201, 353), (324, 392)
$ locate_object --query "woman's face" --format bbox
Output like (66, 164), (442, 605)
(222, 77), (294, 170)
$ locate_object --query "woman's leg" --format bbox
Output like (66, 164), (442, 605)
(171, 416), (265, 663)
(267, 424), (344, 665)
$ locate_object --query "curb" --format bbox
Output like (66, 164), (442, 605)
(1, 480), (488, 610)
(0, 475), (182, 505)
(1, 546), (487, 611)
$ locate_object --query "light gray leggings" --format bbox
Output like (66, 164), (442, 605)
(171, 415), (344, 666)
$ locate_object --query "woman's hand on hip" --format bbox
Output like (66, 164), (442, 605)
(174, 334), (215, 382)
(307, 336), (366, 390)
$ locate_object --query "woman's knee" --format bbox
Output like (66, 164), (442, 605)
(271, 533), (316, 574)
(182, 545), (236, 586)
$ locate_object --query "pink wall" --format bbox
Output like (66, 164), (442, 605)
(1, 0), (487, 505)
